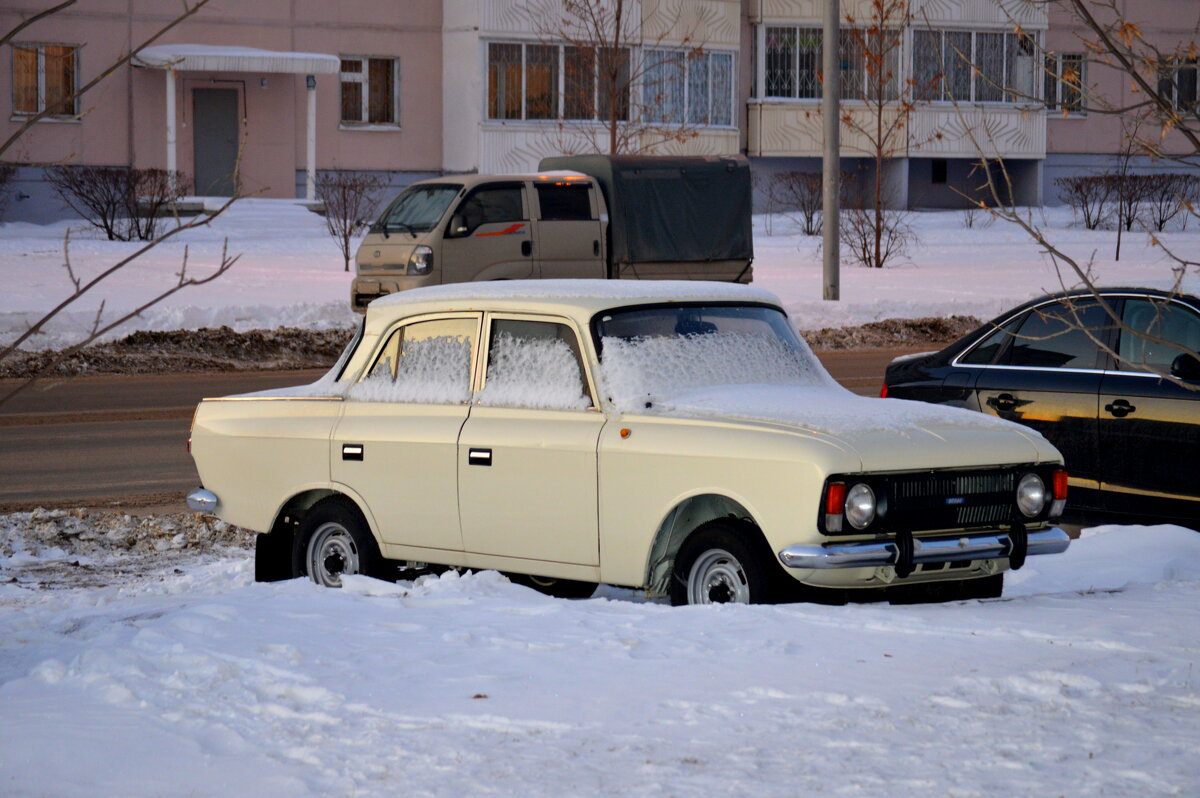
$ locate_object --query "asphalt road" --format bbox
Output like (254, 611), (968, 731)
(0, 349), (920, 510)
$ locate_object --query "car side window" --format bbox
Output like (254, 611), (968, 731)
(1002, 301), (1110, 370)
(536, 183), (594, 221)
(448, 182), (525, 236)
(353, 317), (477, 404)
(959, 318), (1022, 365)
(476, 319), (593, 410)
(1118, 298), (1200, 373)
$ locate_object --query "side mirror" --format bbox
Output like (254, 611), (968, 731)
(447, 214), (469, 238)
(1170, 352), (1200, 381)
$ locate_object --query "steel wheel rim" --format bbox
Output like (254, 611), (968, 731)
(307, 521), (359, 587)
(687, 548), (750, 605)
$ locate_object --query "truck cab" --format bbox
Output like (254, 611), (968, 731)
(353, 172), (607, 311)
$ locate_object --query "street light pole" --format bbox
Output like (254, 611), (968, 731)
(822, 0), (841, 301)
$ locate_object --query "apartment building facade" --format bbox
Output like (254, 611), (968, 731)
(2, 0), (1196, 222)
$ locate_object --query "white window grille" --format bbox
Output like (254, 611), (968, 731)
(762, 26), (898, 101)
(1158, 58), (1198, 115)
(1044, 53), (1086, 114)
(12, 42), (78, 117)
(340, 56), (399, 124)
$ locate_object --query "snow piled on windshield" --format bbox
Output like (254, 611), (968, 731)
(600, 333), (1017, 435)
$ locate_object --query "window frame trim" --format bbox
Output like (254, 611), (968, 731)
(476, 311), (600, 410)
(11, 41), (80, 119)
(339, 54), (400, 127)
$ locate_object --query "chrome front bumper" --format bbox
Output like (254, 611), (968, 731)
(186, 488), (219, 513)
(778, 527), (1070, 570)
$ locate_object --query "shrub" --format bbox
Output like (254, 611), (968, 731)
(315, 171), (389, 271)
(1054, 175), (1111, 230)
(44, 165), (189, 241)
(839, 207), (915, 269)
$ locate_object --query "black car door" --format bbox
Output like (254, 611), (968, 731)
(972, 300), (1113, 504)
(1098, 297), (1200, 525)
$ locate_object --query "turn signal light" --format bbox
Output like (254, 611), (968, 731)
(824, 482), (846, 533)
(1049, 468), (1068, 518)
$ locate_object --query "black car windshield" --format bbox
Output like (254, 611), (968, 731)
(594, 304), (830, 408)
(377, 184), (462, 233)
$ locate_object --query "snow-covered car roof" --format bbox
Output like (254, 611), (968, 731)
(365, 280), (783, 330)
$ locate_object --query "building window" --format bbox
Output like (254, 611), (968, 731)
(1159, 58), (1198, 115)
(12, 43), (78, 117)
(763, 26), (899, 101)
(341, 56), (399, 125)
(1044, 53), (1086, 114)
(910, 30), (1036, 104)
(642, 49), (734, 126)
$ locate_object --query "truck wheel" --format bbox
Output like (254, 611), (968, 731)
(670, 520), (776, 606)
(507, 573), (597, 599)
(292, 499), (384, 588)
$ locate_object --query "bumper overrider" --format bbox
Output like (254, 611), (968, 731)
(778, 526), (1070, 572)
(186, 488), (219, 513)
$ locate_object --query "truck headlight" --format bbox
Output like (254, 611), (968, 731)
(845, 483), (876, 529)
(1016, 472), (1046, 517)
(408, 245), (433, 275)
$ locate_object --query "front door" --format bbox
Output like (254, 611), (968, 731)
(457, 315), (604, 565)
(192, 88), (239, 196)
(440, 181), (533, 282)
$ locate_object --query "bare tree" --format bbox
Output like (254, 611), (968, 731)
(838, 0), (921, 268)
(0, 0), (242, 410)
(528, 0), (724, 154)
(315, 171), (388, 271)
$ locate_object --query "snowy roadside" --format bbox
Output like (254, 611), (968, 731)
(1, 508), (1199, 796)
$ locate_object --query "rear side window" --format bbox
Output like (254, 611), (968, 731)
(1002, 301), (1110, 370)
(353, 317), (478, 404)
(960, 318), (1021, 365)
(1118, 298), (1200, 373)
(536, 183), (594, 221)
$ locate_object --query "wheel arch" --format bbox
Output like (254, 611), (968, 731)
(268, 486), (380, 548)
(643, 493), (770, 597)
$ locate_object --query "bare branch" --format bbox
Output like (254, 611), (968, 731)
(0, 1), (78, 49)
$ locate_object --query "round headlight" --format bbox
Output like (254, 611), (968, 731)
(845, 483), (877, 529)
(1016, 472), (1046, 517)
(408, 245), (434, 275)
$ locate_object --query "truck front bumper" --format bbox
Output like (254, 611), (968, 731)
(778, 527), (1070, 570)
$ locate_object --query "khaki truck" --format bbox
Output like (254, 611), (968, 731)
(351, 155), (753, 311)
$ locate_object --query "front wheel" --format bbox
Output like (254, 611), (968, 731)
(292, 499), (384, 587)
(670, 520), (778, 606)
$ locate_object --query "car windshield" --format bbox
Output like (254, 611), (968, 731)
(594, 304), (831, 411)
(377, 184), (462, 233)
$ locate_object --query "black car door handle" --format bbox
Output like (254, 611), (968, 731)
(1104, 399), (1136, 417)
(521, 240), (532, 256)
(468, 448), (492, 466)
(988, 393), (1019, 412)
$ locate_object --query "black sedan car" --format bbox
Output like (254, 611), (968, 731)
(883, 288), (1200, 530)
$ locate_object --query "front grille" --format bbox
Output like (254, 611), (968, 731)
(892, 470), (1015, 531)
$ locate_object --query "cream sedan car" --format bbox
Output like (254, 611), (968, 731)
(187, 281), (1070, 604)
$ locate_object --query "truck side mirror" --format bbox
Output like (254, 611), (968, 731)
(447, 214), (469, 238)
(1170, 352), (1200, 381)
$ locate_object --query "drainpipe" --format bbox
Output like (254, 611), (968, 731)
(165, 69), (177, 191)
(306, 74), (316, 200)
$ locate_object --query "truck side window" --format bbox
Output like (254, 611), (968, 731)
(448, 183), (525, 236)
(536, 183), (594, 221)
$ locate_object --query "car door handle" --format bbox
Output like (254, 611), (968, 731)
(1104, 399), (1136, 418)
(468, 448), (492, 466)
(342, 443), (364, 461)
(987, 393), (1019, 412)
(593, 239), (600, 256)
(521, 240), (532, 256)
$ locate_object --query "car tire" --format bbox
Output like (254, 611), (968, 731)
(507, 573), (598, 599)
(670, 520), (779, 606)
(291, 499), (385, 587)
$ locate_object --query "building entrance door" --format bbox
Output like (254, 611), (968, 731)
(192, 88), (239, 196)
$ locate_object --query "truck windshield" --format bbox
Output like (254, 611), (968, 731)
(376, 184), (462, 234)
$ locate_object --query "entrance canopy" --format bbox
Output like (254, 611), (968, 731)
(133, 45), (339, 200)
(133, 44), (340, 74)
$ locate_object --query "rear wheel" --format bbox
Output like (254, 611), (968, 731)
(670, 520), (778, 606)
(292, 499), (384, 587)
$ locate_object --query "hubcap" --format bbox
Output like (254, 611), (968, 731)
(687, 548), (750, 605)
(307, 522), (359, 587)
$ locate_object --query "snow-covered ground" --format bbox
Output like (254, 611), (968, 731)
(1, 510), (1199, 796)
(2, 199), (1197, 349)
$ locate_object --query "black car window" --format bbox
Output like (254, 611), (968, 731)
(1003, 301), (1109, 370)
(1118, 298), (1200, 373)
(960, 318), (1022, 365)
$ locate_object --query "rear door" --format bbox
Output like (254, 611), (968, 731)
(1098, 297), (1200, 523)
(532, 181), (606, 278)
